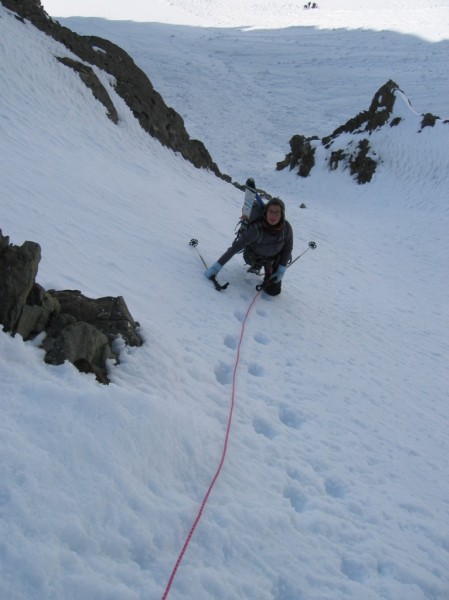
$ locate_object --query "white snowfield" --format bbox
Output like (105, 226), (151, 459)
(1, 1), (448, 599)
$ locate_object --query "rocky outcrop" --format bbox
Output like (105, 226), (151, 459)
(0, 230), (142, 384)
(275, 134), (318, 178)
(0, 234), (45, 335)
(47, 291), (142, 348)
(56, 56), (118, 124)
(1, 0), (226, 179)
(276, 80), (448, 184)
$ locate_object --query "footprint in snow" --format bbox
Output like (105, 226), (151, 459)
(341, 557), (369, 583)
(224, 334), (238, 350)
(214, 361), (233, 385)
(324, 477), (347, 499)
(248, 363), (265, 377)
(279, 406), (305, 429)
(283, 486), (307, 513)
(254, 332), (270, 345)
(234, 309), (245, 322)
(239, 290), (251, 301)
(253, 417), (277, 439)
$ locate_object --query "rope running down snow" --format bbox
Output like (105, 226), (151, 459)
(161, 289), (262, 599)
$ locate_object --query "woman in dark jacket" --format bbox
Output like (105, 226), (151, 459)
(205, 198), (293, 296)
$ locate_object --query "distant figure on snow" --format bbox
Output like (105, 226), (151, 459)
(204, 198), (294, 296)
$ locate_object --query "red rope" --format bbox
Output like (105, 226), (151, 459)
(161, 290), (261, 599)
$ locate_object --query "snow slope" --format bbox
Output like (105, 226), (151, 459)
(43, 0), (449, 41)
(1, 2), (448, 599)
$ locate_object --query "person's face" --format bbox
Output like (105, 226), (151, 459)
(266, 205), (282, 226)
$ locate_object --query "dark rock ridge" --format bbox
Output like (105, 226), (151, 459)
(1, 0), (228, 180)
(1, 0), (274, 195)
(276, 80), (449, 184)
(0, 230), (142, 384)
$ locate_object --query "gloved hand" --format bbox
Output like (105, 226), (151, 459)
(270, 265), (286, 283)
(204, 261), (222, 279)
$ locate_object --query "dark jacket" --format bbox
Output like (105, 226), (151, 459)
(217, 219), (293, 267)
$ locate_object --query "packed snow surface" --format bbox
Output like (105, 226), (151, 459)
(1, 1), (448, 599)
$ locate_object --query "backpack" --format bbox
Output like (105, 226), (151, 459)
(238, 178), (267, 272)
(239, 178), (266, 231)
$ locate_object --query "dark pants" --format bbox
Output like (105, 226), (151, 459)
(262, 260), (282, 296)
(244, 249), (283, 295)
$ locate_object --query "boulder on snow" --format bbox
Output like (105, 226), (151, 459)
(0, 233), (43, 334)
(48, 290), (142, 348)
(41, 318), (115, 385)
(17, 283), (60, 340)
(0, 231), (142, 384)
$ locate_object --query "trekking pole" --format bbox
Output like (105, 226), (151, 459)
(288, 240), (317, 268)
(189, 238), (208, 269)
(189, 239), (229, 291)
